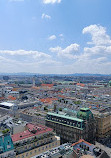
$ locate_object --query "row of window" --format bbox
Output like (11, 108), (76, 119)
(47, 115), (83, 128)
(16, 141), (58, 158)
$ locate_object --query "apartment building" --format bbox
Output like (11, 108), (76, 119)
(11, 123), (60, 158)
(92, 110), (111, 140)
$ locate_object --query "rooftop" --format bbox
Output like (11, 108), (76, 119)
(72, 139), (92, 147)
(11, 123), (53, 142)
(80, 108), (90, 111)
(47, 112), (83, 122)
(0, 134), (14, 153)
(0, 102), (14, 107)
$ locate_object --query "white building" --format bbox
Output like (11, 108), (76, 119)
(0, 102), (18, 111)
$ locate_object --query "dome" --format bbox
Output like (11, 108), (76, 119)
(109, 80), (111, 86)
(77, 108), (93, 121)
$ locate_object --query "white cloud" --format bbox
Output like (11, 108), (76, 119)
(0, 50), (51, 61)
(59, 34), (64, 40)
(43, 0), (61, 4)
(48, 35), (56, 40)
(50, 43), (79, 59)
(83, 24), (111, 46)
(59, 34), (63, 37)
(49, 46), (61, 52)
(48, 24), (111, 74)
(0, 50), (60, 73)
(84, 45), (111, 57)
(81, 25), (111, 64)
(42, 13), (51, 19)
(1, 24), (111, 74)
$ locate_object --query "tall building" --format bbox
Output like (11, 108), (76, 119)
(91, 110), (111, 141)
(46, 108), (96, 144)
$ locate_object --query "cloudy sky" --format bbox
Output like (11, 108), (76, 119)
(0, 0), (111, 74)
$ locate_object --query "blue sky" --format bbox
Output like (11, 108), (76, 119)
(0, 0), (111, 74)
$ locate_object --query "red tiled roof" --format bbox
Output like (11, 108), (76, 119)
(39, 98), (58, 104)
(8, 96), (16, 100)
(58, 95), (65, 98)
(72, 139), (92, 146)
(77, 83), (85, 87)
(31, 87), (40, 90)
(12, 123), (53, 142)
(41, 84), (54, 88)
(0, 97), (5, 100)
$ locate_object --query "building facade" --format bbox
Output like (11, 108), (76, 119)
(46, 108), (96, 144)
(0, 133), (16, 158)
(11, 123), (60, 158)
(92, 110), (111, 140)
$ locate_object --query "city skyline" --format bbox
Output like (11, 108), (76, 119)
(0, 0), (111, 74)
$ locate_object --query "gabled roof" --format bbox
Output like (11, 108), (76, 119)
(72, 139), (92, 147)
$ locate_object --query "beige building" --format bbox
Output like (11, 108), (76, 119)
(15, 136), (60, 158)
(91, 110), (111, 139)
(11, 123), (60, 158)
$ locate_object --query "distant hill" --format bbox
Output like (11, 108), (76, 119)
(0, 72), (111, 77)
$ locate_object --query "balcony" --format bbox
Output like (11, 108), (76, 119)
(15, 138), (55, 155)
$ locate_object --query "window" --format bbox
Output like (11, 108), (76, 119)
(26, 153), (28, 156)
(37, 142), (39, 146)
(87, 147), (89, 150)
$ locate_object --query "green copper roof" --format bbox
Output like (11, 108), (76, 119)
(77, 108), (93, 121)
(0, 134), (14, 154)
(47, 112), (83, 122)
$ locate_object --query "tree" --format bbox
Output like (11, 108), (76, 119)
(2, 129), (10, 134)
(59, 108), (62, 111)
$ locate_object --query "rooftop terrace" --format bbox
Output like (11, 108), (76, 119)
(12, 123), (53, 142)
